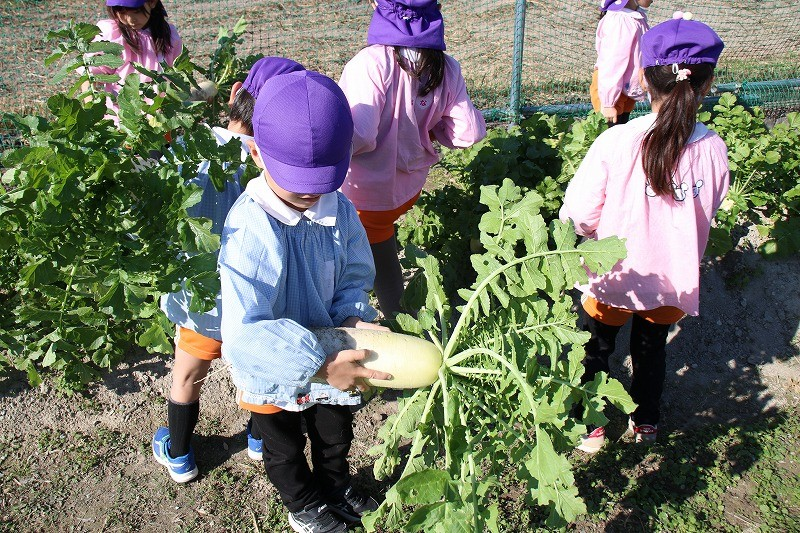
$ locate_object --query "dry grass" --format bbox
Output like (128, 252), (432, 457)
(1, 0), (799, 117)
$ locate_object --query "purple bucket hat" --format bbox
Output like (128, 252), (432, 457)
(600, 0), (628, 12)
(242, 57), (305, 101)
(367, 0), (445, 51)
(253, 71), (354, 195)
(641, 13), (725, 67)
(106, 0), (147, 7)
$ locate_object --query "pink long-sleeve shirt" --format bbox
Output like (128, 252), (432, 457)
(559, 114), (730, 316)
(338, 45), (486, 211)
(595, 8), (649, 107)
(89, 19), (183, 117)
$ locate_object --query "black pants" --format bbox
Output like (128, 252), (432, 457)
(606, 112), (631, 127)
(581, 313), (672, 425)
(251, 404), (353, 513)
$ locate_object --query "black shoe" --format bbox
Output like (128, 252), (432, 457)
(327, 486), (379, 522)
(288, 503), (347, 533)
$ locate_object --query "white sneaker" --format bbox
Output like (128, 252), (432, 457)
(577, 426), (606, 453)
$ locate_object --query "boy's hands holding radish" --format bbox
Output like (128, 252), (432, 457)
(315, 350), (392, 392)
(315, 317), (391, 392)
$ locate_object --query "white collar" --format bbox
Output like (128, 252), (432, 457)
(210, 126), (253, 160)
(245, 172), (338, 226)
(636, 113), (710, 145)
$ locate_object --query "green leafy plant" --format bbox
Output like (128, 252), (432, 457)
(200, 17), (265, 123)
(704, 93), (800, 258)
(398, 112), (606, 294)
(0, 22), (243, 390)
(365, 179), (633, 531)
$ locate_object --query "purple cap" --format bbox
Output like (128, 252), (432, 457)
(600, 0), (628, 12)
(367, 0), (445, 51)
(241, 57), (305, 101)
(641, 14), (725, 68)
(106, 0), (147, 7)
(253, 71), (354, 195)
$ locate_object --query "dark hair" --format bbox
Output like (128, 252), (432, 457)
(107, 1), (173, 58)
(394, 47), (445, 96)
(228, 89), (256, 135)
(641, 63), (715, 197)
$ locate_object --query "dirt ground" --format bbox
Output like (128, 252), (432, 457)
(0, 228), (798, 532)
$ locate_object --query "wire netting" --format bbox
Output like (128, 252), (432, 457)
(2, 0), (799, 150)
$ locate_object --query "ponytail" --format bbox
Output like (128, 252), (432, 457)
(393, 47), (445, 96)
(641, 63), (714, 197)
(108, 1), (173, 58)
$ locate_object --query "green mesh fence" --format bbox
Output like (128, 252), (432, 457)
(2, 0), (800, 151)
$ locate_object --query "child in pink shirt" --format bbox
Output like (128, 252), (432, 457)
(338, 0), (486, 318)
(560, 13), (729, 452)
(591, 0), (652, 125)
(87, 0), (182, 119)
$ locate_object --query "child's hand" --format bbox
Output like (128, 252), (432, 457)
(315, 349), (393, 392)
(601, 106), (618, 123)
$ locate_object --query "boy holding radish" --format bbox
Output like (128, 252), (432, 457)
(218, 70), (391, 532)
(151, 58), (306, 483)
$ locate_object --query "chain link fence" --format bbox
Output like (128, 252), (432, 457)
(2, 0), (799, 149)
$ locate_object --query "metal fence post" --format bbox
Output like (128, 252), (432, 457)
(508, 0), (527, 123)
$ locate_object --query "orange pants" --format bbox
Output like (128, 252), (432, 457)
(175, 326), (222, 360)
(590, 69), (636, 115)
(582, 296), (685, 327)
(357, 192), (421, 244)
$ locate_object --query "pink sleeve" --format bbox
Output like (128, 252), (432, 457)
(431, 57), (487, 149)
(559, 133), (612, 238)
(338, 48), (388, 156)
(164, 25), (183, 66)
(596, 16), (640, 108)
(707, 136), (730, 214)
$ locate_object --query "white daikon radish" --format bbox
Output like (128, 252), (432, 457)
(311, 327), (441, 389)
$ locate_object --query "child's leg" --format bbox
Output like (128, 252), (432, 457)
(167, 346), (211, 457)
(304, 404), (354, 499)
(581, 314), (623, 384)
(253, 410), (321, 512)
(628, 315), (672, 426)
(370, 236), (404, 318)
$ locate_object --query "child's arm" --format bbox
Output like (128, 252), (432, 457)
(596, 16), (643, 121)
(338, 48), (388, 156)
(430, 57), (487, 149)
(219, 205), (331, 388)
(329, 200), (381, 327)
(558, 133), (612, 238)
(164, 24), (184, 67)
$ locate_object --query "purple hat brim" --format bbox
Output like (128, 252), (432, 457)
(106, 0), (147, 7)
(262, 151), (350, 195)
(601, 0), (627, 11)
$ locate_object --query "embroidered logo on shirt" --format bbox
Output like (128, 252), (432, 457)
(296, 394), (311, 405)
(418, 98), (429, 108)
(645, 178), (704, 201)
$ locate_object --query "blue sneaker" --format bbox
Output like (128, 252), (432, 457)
(151, 426), (198, 483)
(246, 419), (263, 461)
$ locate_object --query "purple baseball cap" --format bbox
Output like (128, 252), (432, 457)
(600, 0), (628, 12)
(367, 0), (445, 51)
(253, 71), (354, 195)
(241, 57), (305, 100)
(641, 14), (725, 67)
(106, 0), (147, 7)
